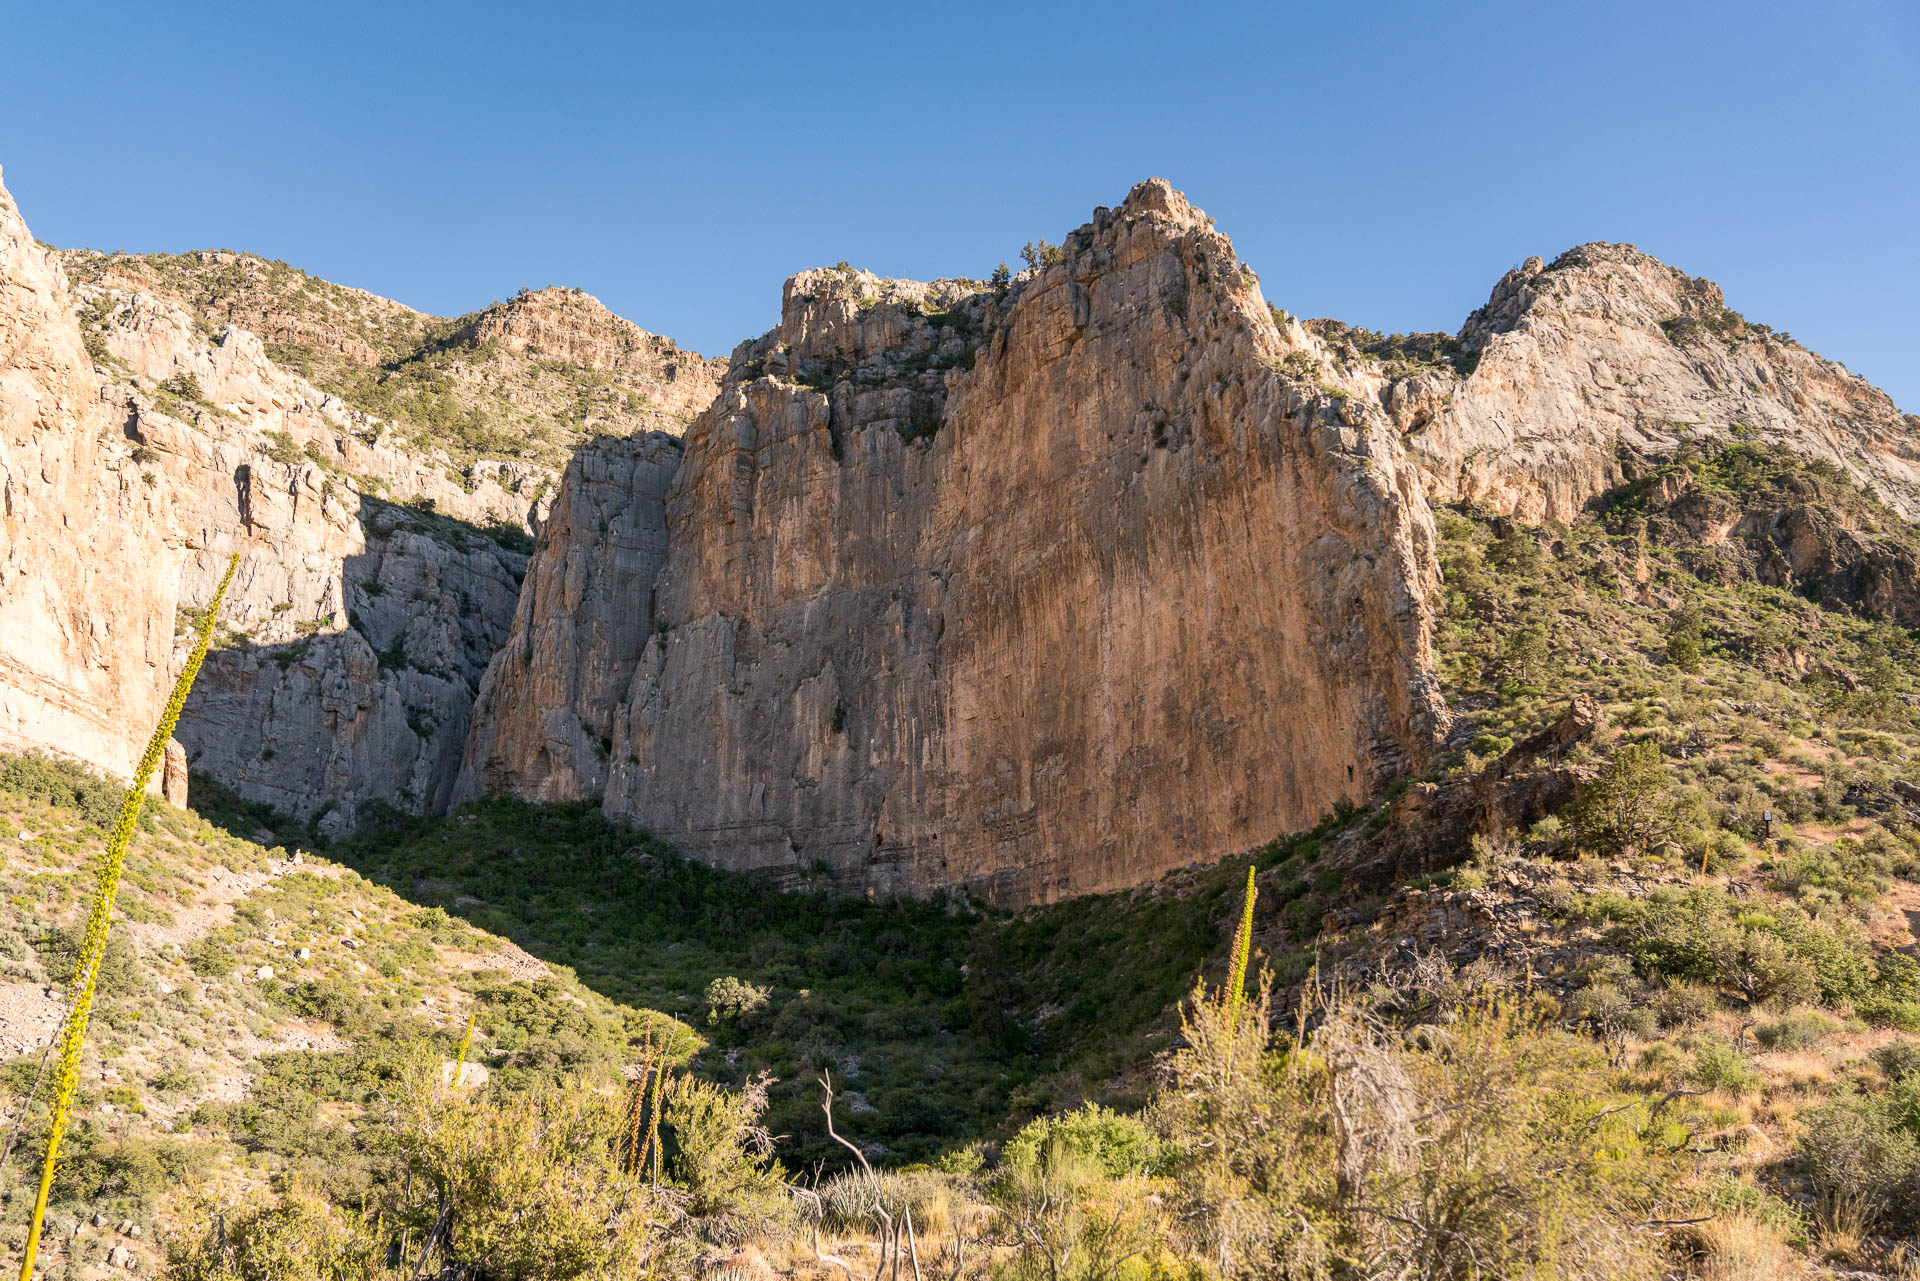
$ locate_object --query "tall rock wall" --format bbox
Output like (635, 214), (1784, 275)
(2, 167), (719, 833)
(0, 166), (175, 782)
(463, 180), (1449, 903)
(455, 430), (682, 805)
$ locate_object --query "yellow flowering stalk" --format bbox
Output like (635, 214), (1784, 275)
(17, 552), (240, 1281)
(1225, 864), (1257, 1031)
(449, 1011), (477, 1091)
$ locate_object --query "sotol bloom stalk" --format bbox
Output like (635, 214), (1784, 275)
(17, 552), (240, 1281)
(1226, 865), (1257, 1031)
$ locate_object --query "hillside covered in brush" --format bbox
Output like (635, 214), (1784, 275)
(4, 164), (1920, 1279)
(4, 440), (1920, 1278)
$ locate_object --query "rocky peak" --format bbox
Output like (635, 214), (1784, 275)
(1345, 239), (1920, 523)
(450, 286), (723, 422)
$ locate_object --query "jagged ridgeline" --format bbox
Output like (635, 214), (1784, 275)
(6, 163), (1920, 1277)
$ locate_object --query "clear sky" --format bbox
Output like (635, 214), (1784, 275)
(2, 1), (1914, 410)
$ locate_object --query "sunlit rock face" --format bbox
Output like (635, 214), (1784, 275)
(464, 180), (1448, 904)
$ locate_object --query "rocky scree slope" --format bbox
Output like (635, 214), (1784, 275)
(461, 178), (1450, 904)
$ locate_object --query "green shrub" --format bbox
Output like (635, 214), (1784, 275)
(1755, 1009), (1840, 1050)
(1797, 1086), (1920, 1229)
(1568, 740), (1674, 857)
(167, 1188), (385, 1281)
(0, 752), (151, 832)
(1001, 1104), (1160, 1183)
(1688, 1040), (1760, 1093)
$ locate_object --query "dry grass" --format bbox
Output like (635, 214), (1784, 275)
(1687, 1212), (1808, 1280)
(1814, 1187), (1875, 1263)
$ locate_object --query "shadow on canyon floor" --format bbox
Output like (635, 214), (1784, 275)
(183, 774), (1314, 1167)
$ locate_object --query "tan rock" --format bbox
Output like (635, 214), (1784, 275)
(466, 179), (1448, 904)
(161, 736), (188, 807)
(1403, 243), (1920, 522)
(0, 165), (176, 785)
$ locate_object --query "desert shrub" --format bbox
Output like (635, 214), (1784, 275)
(1756, 1009), (1841, 1051)
(53, 1131), (215, 1203)
(167, 1188), (386, 1281)
(1609, 886), (1875, 1008)
(1568, 739), (1674, 857)
(0, 751), (150, 831)
(1688, 1040), (1761, 1094)
(184, 931), (238, 978)
(1150, 981), (1668, 1280)
(0, 929), (44, 982)
(1796, 1084), (1920, 1229)
(704, 974), (771, 1023)
(384, 1060), (666, 1279)
(1000, 1103), (1160, 1183)
(1654, 979), (1719, 1028)
(35, 925), (145, 995)
(659, 1073), (789, 1238)
(1873, 1040), (1920, 1081)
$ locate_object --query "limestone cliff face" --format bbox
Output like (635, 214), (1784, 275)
(1374, 244), (1920, 523)
(4, 169), (717, 833)
(454, 431), (682, 805)
(0, 166), (175, 783)
(464, 180), (1448, 903)
(70, 275), (543, 833)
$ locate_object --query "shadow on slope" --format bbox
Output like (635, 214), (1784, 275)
(177, 489), (532, 838)
(184, 781), (1339, 1169)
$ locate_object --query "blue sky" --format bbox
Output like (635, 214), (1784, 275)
(2, 1), (1914, 409)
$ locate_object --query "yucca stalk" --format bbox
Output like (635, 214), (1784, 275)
(447, 1011), (476, 1092)
(17, 552), (239, 1281)
(1225, 864), (1257, 1031)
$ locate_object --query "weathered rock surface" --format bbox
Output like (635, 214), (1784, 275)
(450, 287), (724, 422)
(0, 165), (174, 782)
(465, 180), (1449, 903)
(455, 430), (682, 805)
(1377, 244), (1920, 522)
(62, 270), (543, 833)
(3, 168), (715, 832)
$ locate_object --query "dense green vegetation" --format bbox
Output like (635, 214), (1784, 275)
(250, 799), (1284, 1170)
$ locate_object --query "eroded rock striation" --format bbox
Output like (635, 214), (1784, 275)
(2, 167), (720, 831)
(462, 180), (1449, 903)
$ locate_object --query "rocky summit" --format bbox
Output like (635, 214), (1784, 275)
(2, 167), (1915, 903)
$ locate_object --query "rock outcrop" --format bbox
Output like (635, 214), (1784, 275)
(450, 287), (724, 422)
(456, 430), (683, 805)
(0, 165), (175, 783)
(1367, 243), (1920, 522)
(3, 168), (719, 833)
(462, 180), (1449, 903)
